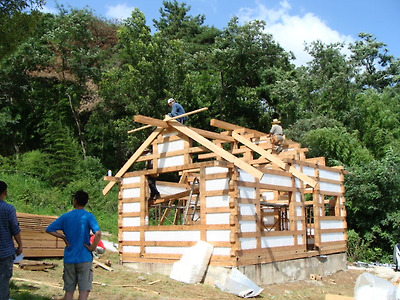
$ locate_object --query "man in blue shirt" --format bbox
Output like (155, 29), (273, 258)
(46, 190), (101, 300)
(168, 98), (187, 124)
(0, 180), (23, 300)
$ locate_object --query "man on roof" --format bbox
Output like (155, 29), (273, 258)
(167, 98), (187, 124)
(268, 118), (284, 154)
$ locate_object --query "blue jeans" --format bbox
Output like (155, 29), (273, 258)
(0, 255), (14, 300)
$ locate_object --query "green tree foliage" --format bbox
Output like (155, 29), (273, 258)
(206, 17), (294, 129)
(350, 33), (400, 90)
(153, 0), (205, 41)
(0, 0), (44, 58)
(345, 150), (400, 256)
(348, 90), (400, 158)
(296, 41), (356, 122)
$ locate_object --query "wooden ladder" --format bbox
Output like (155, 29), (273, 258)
(182, 177), (200, 225)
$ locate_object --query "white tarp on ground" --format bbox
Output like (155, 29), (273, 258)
(354, 272), (396, 300)
(102, 240), (118, 252)
(169, 241), (214, 284)
(215, 268), (263, 298)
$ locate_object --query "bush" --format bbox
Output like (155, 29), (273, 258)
(347, 229), (386, 263)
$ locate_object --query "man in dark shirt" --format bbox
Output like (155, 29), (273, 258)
(0, 180), (23, 300)
(168, 98), (187, 124)
(144, 148), (160, 205)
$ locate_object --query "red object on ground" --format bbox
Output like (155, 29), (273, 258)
(90, 235), (105, 249)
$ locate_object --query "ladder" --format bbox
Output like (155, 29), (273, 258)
(182, 177), (200, 225)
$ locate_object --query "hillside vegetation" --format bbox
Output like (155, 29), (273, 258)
(1, 0), (400, 260)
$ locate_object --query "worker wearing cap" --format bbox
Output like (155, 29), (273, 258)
(269, 119), (284, 153)
(167, 98), (187, 124)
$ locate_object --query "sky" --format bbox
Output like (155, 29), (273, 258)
(41, 0), (400, 66)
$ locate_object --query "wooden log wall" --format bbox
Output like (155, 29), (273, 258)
(117, 128), (347, 267)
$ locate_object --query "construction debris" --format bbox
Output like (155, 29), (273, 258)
(93, 258), (113, 271)
(18, 260), (57, 271)
(310, 274), (323, 281)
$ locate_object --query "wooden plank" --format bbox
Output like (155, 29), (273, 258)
(13, 277), (62, 289)
(123, 240), (231, 247)
(153, 189), (198, 204)
(210, 119), (268, 137)
(133, 115), (169, 128)
(22, 249), (64, 257)
(188, 127), (234, 142)
(123, 160), (230, 177)
(103, 127), (164, 195)
(170, 122), (264, 180)
(103, 176), (122, 183)
(325, 295), (353, 300)
(129, 107), (208, 133)
(93, 259), (113, 271)
(120, 223), (231, 231)
(232, 131), (318, 188)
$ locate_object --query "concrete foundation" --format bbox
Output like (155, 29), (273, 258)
(124, 252), (347, 285)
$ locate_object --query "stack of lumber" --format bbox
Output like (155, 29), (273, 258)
(16, 212), (64, 258)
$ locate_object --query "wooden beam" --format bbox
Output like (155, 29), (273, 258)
(232, 131), (317, 188)
(188, 127), (235, 142)
(210, 119), (268, 137)
(103, 176), (122, 182)
(133, 115), (169, 128)
(102, 127), (165, 195)
(153, 188), (199, 204)
(325, 295), (353, 300)
(128, 107), (208, 133)
(170, 122), (264, 180)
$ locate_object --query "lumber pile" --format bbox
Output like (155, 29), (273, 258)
(16, 212), (64, 258)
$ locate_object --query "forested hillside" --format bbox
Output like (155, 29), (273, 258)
(1, 0), (400, 261)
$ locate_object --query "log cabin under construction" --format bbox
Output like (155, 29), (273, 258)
(103, 115), (348, 284)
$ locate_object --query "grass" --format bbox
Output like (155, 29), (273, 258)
(10, 281), (52, 300)
(0, 171), (119, 236)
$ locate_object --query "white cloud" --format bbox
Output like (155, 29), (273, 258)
(40, 5), (58, 15)
(237, 0), (354, 66)
(105, 3), (136, 20)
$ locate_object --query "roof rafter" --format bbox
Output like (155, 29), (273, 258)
(169, 122), (264, 180)
(232, 131), (317, 188)
(103, 126), (165, 195)
(210, 119), (269, 137)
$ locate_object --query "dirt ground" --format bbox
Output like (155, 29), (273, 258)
(11, 252), (367, 300)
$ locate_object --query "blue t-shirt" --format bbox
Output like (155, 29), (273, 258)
(46, 209), (100, 264)
(0, 200), (20, 258)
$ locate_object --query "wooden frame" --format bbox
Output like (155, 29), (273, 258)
(104, 116), (347, 267)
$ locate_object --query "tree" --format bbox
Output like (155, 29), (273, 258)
(347, 90), (400, 158)
(345, 150), (400, 255)
(296, 41), (356, 122)
(0, 0), (44, 14)
(209, 17), (293, 129)
(0, 0), (44, 58)
(42, 114), (81, 186)
(349, 33), (400, 90)
(153, 0), (205, 41)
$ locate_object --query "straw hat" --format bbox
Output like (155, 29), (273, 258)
(272, 118), (281, 124)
